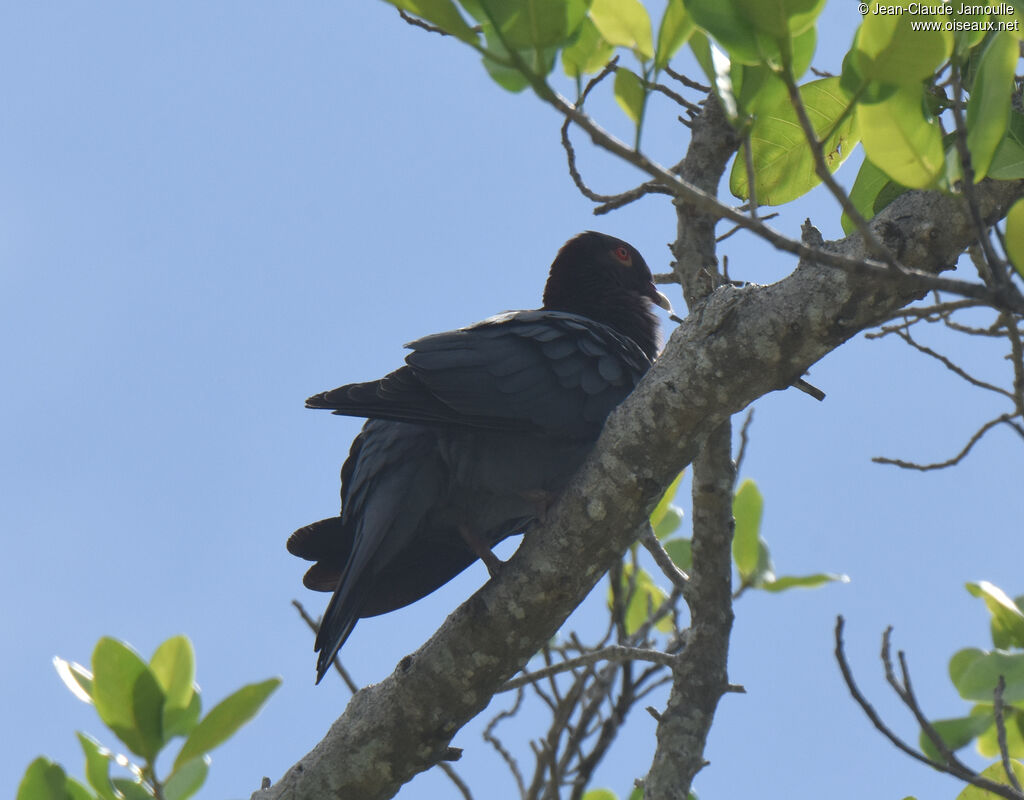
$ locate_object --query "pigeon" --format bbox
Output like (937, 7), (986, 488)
(289, 231), (673, 682)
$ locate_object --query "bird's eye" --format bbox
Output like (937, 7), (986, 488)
(612, 246), (632, 265)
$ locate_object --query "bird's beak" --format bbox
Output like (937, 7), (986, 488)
(648, 283), (674, 314)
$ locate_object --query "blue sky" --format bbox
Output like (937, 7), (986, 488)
(3, 3), (1022, 799)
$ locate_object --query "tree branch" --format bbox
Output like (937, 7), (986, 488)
(252, 173), (1024, 800)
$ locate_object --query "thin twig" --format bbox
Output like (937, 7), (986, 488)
(640, 526), (689, 591)
(484, 689), (526, 797)
(995, 676), (1024, 793)
(892, 326), (1014, 398)
(437, 763), (475, 800)
(502, 647), (676, 692)
(833, 617), (1024, 800)
(734, 407), (755, 476)
(663, 65), (709, 91)
(873, 413), (1017, 470)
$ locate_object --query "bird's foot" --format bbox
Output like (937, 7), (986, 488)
(459, 525), (506, 579)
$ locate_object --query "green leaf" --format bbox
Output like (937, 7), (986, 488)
(563, 17), (614, 78)
(655, 0), (694, 69)
(966, 581), (1024, 650)
(730, 77), (859, 204)
(164, 691), (202, 741)
(164, 757), (210, 800)
(382, 0), (478, 44)
(977, 708), (1024, 759)
(686, 0), (764, 65)
(733, 0), (825, 40)
(614, 67), (646, 123)
(732, 479), (764, 577)
(990, 112), (1024, 179)
(858, 84), (944, 188)
(610, 565), (673, 635)
(760, 572), (850, 592)
(842, 157), (905, 235)
(486, 0), (590, 49)
(1006, 197), (1024, 279)
(653, 506), (684, 539)
(174, 678), (281, 768)
(582, 790), (618, 800)
(53, 658), (94, 704)
(150, 636), (196, 738)
(948, 648), (1024, 703)
(663, 538), (693, 571)
(650, 470), (685, 536)
(18, 758), (77, 800)
(109, 779), (152, 800)
(956, 760), (1024, 799)
(76, 734), (118, 800)
(91, 638), (166, 761)
(918, 713), (994, 762)
(966, 32), (1018, 180)
(589, 0), (654, 59)
(852, 5), (952, 87)
(736, 26), (816, 115)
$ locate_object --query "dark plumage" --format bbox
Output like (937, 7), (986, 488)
(289, 231), (672, 682)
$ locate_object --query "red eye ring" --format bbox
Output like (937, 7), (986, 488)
(613, 246), (632, 265)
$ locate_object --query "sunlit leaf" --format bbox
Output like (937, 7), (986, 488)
(76, 734), (118, 800)
(956, 760), (1024, 799)
(686, 0), (764, 65)
(918, 713), (994, 762)
(760, 573), (849, 592)
(53, 658), (94, 705)
(976, 708), (1024, 759)
(1006, 197), (1024, 279)
(948, 648), (1024, 703)
(381, 0), (478, 44)
(858, 84), (944, 188)
(655, 0), (694, 69)
(966, 32), (1018, 180)
(563, 17), (614, 78)
(589, 0), (654, 59)
(174, 678), (281, 768)
(150, 636), (196, 733)
(990, 113), (1024, 179)
(91, 638), (166, 761)
(614, 67), (646, 123)
(966, 581), (1024, 650)
(732, 479), (763, 576)
(650, 470), (685, 537)
(663, 538), (693, 571)
(852, 5), (952, 87)
(731, 77), (859, 204)
(164, 757), (210, 800)
(733, 0), (825, 40)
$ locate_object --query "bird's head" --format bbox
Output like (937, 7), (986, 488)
(542, 231), (673, 359)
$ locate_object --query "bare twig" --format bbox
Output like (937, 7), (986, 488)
(734, 407), (755, 475)
(640, 526), (689, 591)
(873, 412), (1018, 470)
(663, 65), (709, 92)
(834, 617), (1024, 800)
(484, 689), (527, 798)
(995, 676), (1024, 793)
(437, 763), (475, 800)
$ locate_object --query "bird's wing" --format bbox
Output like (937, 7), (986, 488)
(306, 310), (652, 439)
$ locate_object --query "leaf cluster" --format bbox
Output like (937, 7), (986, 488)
(18, 636), (279, 800)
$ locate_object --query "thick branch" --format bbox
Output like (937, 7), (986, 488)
(252, 177), (1024, 800)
